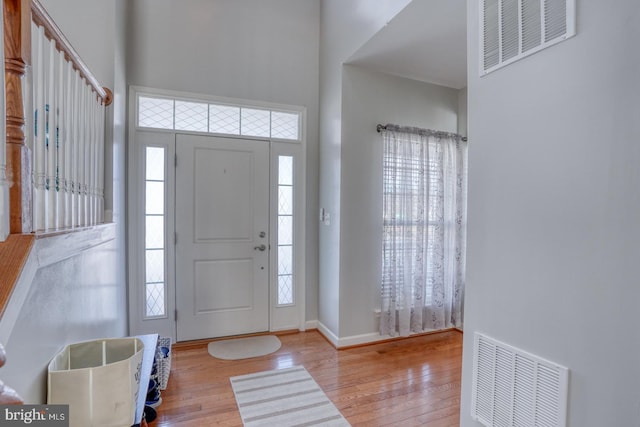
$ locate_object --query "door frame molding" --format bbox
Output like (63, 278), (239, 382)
(127, 86), (307, 341)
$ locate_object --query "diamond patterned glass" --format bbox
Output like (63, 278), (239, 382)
(175, 100), (208, 132)
(279, 156), (293, 185)
(277, 155), (295, 306)
(278, 245), (293, 276)
(146, 146), (165, 181)
(278, 186), (293, 215)
(209, 104), (240, 135)
(278, 275), (293, 305)
(146, 282), (166, 317)
(278, 216), (293, 245)
(138, 96), (303, 142)
(138, 96), (173, 129)
(145, 249), (164, 283)
(145, 181), (164, 215)
(271, 111), (300, 140)
(241, 108), (270, 137)
(145, 144), (166, 318)
(146, 215), (164, 249)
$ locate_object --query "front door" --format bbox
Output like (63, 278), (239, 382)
(175, 134), (269, 341)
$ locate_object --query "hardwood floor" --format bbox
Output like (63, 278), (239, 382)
(149, 330), (462, 427)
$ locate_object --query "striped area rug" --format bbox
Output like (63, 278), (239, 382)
(230, 366), (351, 426)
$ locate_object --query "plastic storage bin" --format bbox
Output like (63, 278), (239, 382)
(47, 337), (144, 427)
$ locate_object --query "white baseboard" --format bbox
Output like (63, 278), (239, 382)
(315, 321), (391, 348)
(313, 322), (458, 349)
(316, 321), (339, 347)
(305, 320), (319, 330)
(335, 332), (385, 348)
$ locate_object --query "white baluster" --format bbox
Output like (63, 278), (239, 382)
(71, 70), (79, 228)
(32, 24), (46, 232)
(77, 80), (84, 227)
(90, 95), (97, 225)
(63, 57), (72, 228)
(98, 102), (105, 223)
(86, 85), (92, 226)
(46, 38), (57, 230)
(56, 50), (65, 229)
(82, 82), (90, 227)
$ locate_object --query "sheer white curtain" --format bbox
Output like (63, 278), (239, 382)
(380, 125), (467, 337)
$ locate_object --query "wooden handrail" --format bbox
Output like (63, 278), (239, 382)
(30, 0), (111, 106)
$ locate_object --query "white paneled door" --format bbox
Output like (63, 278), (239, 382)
(175, 134), (269, 341)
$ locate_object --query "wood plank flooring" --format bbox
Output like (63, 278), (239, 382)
(149, 330), (462, 427)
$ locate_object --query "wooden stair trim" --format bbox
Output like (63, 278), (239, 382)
(0, 233), (33, 319)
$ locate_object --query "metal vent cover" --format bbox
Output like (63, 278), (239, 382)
(471, 332), (569, 427)
(481, 0), (576, 75)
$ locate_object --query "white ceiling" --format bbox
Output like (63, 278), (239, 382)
(347, 0), (467, 89)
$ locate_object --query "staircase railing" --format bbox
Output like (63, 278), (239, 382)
(2, 0), (112, 237)
(31, 0), (111, 231)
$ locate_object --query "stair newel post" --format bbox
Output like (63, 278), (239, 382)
(4, 0), (33, 234)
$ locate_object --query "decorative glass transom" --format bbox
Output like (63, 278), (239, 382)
(138, 95), (301, 141)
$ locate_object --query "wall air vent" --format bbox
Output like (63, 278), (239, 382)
(481, 0), (576, 75)
(471, 332), (569, 427)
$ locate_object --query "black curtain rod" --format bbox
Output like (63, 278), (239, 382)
(377, 123), (468, 142)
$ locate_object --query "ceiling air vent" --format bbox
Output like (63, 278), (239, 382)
(471, 332), (570, 427)
(481, 0), (576, 75)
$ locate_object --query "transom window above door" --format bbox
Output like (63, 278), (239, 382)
(137, 95), (301, 141)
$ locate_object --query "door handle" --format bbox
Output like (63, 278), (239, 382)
(254, 244), (267, 251)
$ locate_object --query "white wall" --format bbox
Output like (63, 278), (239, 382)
(127, 0), (321, 322)
(461, 1), (640, 425)
(318, 0), (411, 337)
(38, 0), (114, 87)
(2, 229), (125, 403)
(112, 0), (129, 333)
(457, 87), (467, 138)
(339, 65), (459, 338)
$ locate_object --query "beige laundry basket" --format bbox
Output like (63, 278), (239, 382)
(47, 338), (143, 427)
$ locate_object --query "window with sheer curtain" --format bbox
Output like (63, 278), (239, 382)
(380, 125), (467, 337)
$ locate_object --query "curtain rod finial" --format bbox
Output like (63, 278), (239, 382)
(377, 124), (384, 133)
